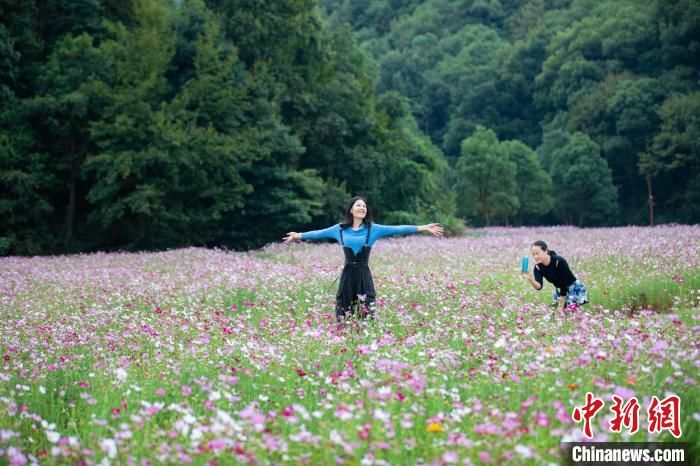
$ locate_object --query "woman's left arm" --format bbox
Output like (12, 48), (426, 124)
(374, 223), (444, 239)
(417, 223), (444, 237)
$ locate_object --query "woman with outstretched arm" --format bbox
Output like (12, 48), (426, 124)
(284, 196), (444, 321)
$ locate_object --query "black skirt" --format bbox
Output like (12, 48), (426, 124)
(336, 246), (376, 319)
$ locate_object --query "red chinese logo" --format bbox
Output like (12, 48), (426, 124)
(572, 392), (605, 438)
(609, 395), (640, 434)
(572, 393), (682, 438)
(648, 395), (682, 438)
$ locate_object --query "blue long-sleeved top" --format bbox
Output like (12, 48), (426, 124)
(301, 223), (418, 255)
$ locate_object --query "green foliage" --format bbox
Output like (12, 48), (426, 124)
(375, 92), (459, 230)
(81, 0), (180, 249)
(2, 0), (699, 254)
(646, 92), (700, 175)
(536, 118), (570, 171)
(295, 26), (386, 213)
(39, 0), (105, 48)
(0, 130), (55, 255)
(454, 126), (518, 225)
(0, 24), (20, 105)
(641, 91), (700, 223)
(452, 126), (552, 226)
(502, 139), (553, 224)
(438, 24), (511, 157)
(323, 0), (700, 228)
(566, 75), (666, 218)
(548, 132), (619, 225)
(24, 33), (110, 249)
(654, 0), (700, 68)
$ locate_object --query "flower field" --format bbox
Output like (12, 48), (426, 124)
(1, 226), (698, 465)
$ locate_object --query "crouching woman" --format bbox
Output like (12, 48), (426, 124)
(522, 240), (588, 311)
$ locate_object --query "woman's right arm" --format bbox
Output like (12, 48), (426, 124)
(283, 225), (339, 244)
(522, 267), (543, 290)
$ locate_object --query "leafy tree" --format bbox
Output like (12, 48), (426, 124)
(23, 33), (109, 249)
(0, 1), (43, 98)
(536, 117), (571, 171)
(504, 0), (545, 41)
(165, 16), (264, 247)
(549, 132), (618, 225)
(375, 92), (459, 231)
(0, 129), (55, 255)
(37, 0), (104, 48)
(82, 0), (180, 249)
(0, 3), (54, 254)
(454, 126), (517, 225)
(438, 24), (510, 157)
(205, 0), (353, 248)
(502, 139), (553, 224)
(295, 26), (386, 216)
(0, 25), (20, 105)
(654, 0), (700, 69)
(205, 0), (327, 109)
(567, 75), (665, 220)
(640, 91), (700, 223)
(324, 0), (699, 227)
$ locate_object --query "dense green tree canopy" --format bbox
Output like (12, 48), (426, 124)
(1, 0), (698, 255)
(322, 0), (700, 227)
(0, 0), (458, 255)
(548, 132), (618, 226)
(454, 126), (518, 226)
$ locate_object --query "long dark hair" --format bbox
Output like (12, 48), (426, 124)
(339, 196), (373, 229)
(532, 240), (557, 256)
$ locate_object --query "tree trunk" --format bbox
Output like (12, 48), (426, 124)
(138, 214), (147, 249)
(646, 174), (655, 226)
(481, 198), (489, 226)
(576, 198), (586, 226)
(64, 166), (76, 247)
(63, 142), (79, 248)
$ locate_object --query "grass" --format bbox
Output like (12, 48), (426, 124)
(0, 227), (698, 465)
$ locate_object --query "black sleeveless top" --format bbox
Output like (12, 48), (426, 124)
(340, 224), (372, 268)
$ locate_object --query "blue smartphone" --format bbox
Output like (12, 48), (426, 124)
(521, 257), (528, 272)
